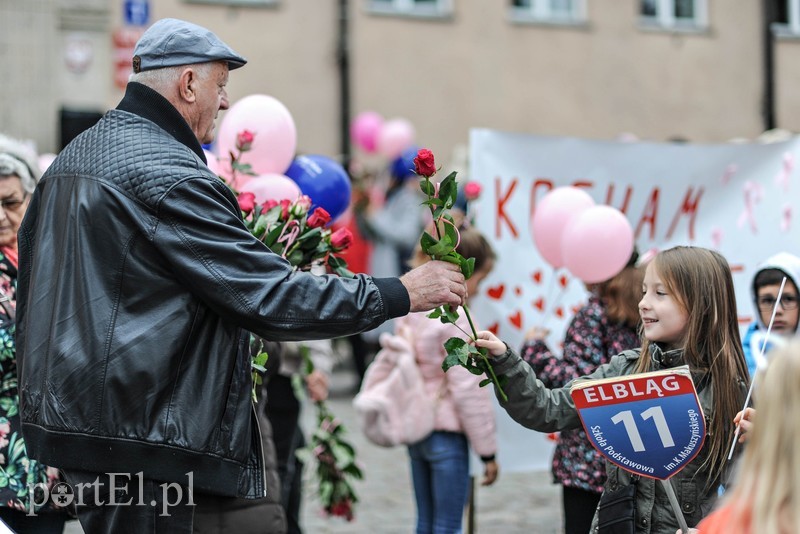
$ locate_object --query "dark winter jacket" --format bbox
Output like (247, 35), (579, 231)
(16, 82), (409, 499)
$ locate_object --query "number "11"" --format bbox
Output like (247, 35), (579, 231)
(611, 407), (675, 452)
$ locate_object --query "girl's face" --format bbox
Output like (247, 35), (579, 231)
(639, 264), (689, 349)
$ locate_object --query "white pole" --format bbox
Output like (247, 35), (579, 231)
(661, 478), (689, 534)
(727, 276), (786, 460)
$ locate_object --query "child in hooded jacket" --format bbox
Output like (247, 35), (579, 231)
(741, 251), (800, 376)
(475, 246), (749, 534)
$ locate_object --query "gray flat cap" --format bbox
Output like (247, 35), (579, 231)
(132, 18), (247, 73)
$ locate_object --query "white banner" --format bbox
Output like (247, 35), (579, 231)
(468, 128), (800, 473)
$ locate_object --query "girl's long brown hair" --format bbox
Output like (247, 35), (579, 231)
(635, 246), (749, 487)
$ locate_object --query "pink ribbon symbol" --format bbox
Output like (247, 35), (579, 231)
(737, 181), (763, 233)
(775, 152), (794, 192)
(721, 163), (738, 186)
(277, 220), (301, 258)
(782, 204), (792, 233)
(710, 227), (724, 250)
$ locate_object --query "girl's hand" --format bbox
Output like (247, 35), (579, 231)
(734, 408), (756, 443)
(474, 331), (507, 357)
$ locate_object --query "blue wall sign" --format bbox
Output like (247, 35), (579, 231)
(124, 0), (150, 27)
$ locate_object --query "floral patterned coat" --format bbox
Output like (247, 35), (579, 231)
(0, 248), (60, 512)
(520, 294), (639, 494)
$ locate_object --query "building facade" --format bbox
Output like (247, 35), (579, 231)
(4, 1), (800, 166)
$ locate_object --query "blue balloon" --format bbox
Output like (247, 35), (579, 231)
(285, 155), (352, 221)
(390, 145), (420, 181)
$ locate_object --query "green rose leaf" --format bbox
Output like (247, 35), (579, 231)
(443, 337), (472, 365)
(442, 352), (462, 372)
(427, 307), (443, 320)
(460, 256), (476, 279)
(420, 179), (435, 196)
(426, 234), (455, 258)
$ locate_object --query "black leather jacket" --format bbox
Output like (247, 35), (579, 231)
(16, 83), (409, 498)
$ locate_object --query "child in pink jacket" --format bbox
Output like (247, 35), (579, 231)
(397, 225), (498, 534)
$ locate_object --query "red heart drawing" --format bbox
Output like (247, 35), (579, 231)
(486, 284), (505, 300)
(559, 275), (569, 288)
(555, 307), (564, 319)
(532, 271), (542, 284)
(533, 297), (544, 311)
(508, 311), (523, 330)
(514, 286), (522, 296)
(488, 323), (499, 335)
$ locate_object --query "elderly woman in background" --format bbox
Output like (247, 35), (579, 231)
(0, 134), (68, 532)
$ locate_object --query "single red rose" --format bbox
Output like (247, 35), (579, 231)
(328, 499), (353, 521)
(330, 227), (353, 251)
(279, 199), (292, 219)
(307, 207), (332, 228)
(414, 148), (436, 178)
(235, 129), (255, 152)
(237, 192), (256, 214)
(262, 199), (279, 212)
(464, 181), (482, 200)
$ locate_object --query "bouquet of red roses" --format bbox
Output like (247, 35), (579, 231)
(236, 192), (354, 278)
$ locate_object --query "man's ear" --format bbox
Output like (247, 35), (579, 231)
(178, 67), (197, 103)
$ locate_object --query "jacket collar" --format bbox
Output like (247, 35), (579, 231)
(648, 343), (711, 393)
(648, 342), (684, 368)
(116, 82), (207, 164)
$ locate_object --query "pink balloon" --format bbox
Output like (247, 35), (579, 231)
(239, 174), (302, 204)
(377, 118), (415, 159)
(531, 187), (595, 268)
(217, 94), (297, 176)
(212, 156), (254, 190)
(204, 150), (223, 176)
(38, 153), (57, 173)
(561, 206), (634, 284)
(351, 111), (384, 153)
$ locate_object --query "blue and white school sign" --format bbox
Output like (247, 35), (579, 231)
(570, 366), (705, 480)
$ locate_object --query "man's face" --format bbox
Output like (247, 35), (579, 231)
(757, 281), (800, 335)
(194, 62), (230, 145)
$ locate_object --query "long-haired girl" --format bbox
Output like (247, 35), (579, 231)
(475, 246), (749, 533)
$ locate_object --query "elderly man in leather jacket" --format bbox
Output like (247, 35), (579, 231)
(15, 18), (466, 533)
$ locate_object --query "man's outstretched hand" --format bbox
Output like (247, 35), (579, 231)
(401, 260), (467, 312)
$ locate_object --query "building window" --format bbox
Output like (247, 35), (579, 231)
(509, 0), (587, 24)
(772, 0), (800, 37)
(185, 0), (278, 5)
(367, 0), (453, 18)
(639, 0), (708, 30)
